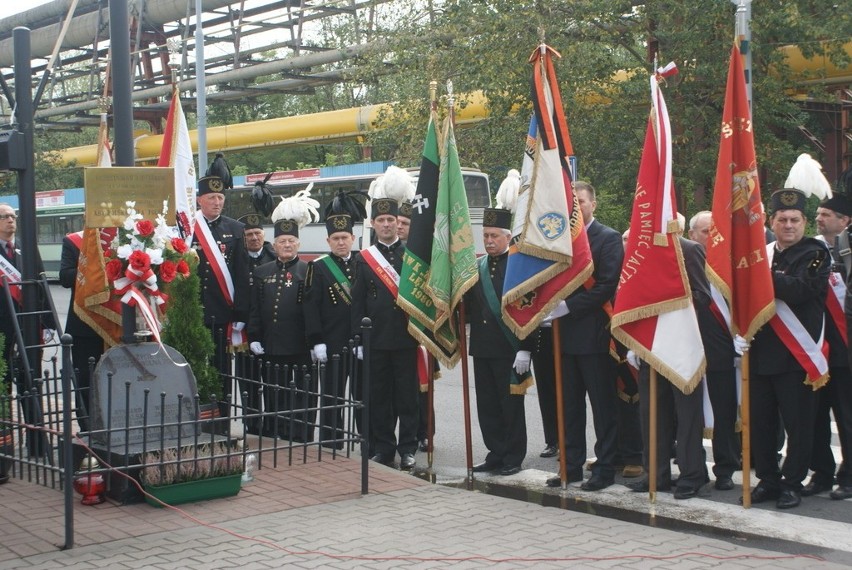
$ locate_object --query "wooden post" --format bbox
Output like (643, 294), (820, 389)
(741, 351), (751, 508)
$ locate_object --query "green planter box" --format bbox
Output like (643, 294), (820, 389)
(144, 473), (242, 507)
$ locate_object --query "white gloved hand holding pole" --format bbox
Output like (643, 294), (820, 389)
(626, 350), (640, 369)
(353, 346), (363, 360)
(733, 334), (749, 356)
(250, 341), (265, 355)
(232, 321), (245, 332)
(313, 343), (328, 363)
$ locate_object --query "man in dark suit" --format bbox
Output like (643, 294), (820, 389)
(59, 232), (107, 431)
(629, 235), (710, 499)
(351, 198), (418, 469)
(546, 182), (622, 491)
(247, 216), (313, 441)
(467, 208), (531, 476)
(241, 214), (276, 273)
(748, 188), (830, 509)
(305, 214), (359, 447)
(191, 176), (251, 399)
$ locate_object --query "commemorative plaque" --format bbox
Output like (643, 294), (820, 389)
(84, 167), (175, 228)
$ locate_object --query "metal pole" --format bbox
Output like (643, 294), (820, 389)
(60, 334), (75, 550)
(108, 0), (138, 343)
(195, 0), (208, 175)
(649, 367), (658, 503)
(456, 301), (474, 482)
(360, 318), (371, 495)
(732, 0), (753, 113)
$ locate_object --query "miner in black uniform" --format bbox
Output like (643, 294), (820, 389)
(191, 176), (251, 400)
(747, 188), (830, 509)
(248, 211), (314, 442)
(234, 213), (275, 434)
(305, 213), (359, 447)
(242, 213), (276, 272)
(351, 197), (418, 469)
(467, 207), (532, 476)
(802, 196), (852, 500)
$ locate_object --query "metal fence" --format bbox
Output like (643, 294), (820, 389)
(0, 327), (370, 550)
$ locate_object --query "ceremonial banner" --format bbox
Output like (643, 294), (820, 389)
(502, 44), (593, 339)
(397, 111), (457, 366)
(73, 114), (122, 346)
(158, 88), (197, 242)
(427, 115), (478, 341)
(705, 43), (775, 340)
(611, 65), (705, 394)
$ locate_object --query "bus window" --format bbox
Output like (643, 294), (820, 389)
(462, 174), (491, 208)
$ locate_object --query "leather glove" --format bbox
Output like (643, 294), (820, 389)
(733, 334), (749, 356)
(250, 341), (264, 355)
(232, 322), (245, 332)
(626, 350), (640, 369)
(513, 350), (532, 374)
(353, 346), (363, 360)
(542, 301), (569, 324)
(313, 343), (328, 363)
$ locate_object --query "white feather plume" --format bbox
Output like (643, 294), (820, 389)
(784, 153), (832, 201)
(382, 165), (415, 204)
(368, 175), (386, 199)
(496, 169), (520, 212)
(271, 182), (320, 229)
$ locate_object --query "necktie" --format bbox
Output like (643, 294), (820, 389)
(5, 242), (12, 260)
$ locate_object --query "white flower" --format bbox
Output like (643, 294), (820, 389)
(146, 247), (164, 266)
(116, 244), (133, 259)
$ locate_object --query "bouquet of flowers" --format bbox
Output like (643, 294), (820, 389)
(105, 200), (196, 309)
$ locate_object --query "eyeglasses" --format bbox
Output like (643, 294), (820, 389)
(0, 214), (16, 220)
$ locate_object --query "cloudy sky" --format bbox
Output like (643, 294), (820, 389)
(0, 1), (54, 21)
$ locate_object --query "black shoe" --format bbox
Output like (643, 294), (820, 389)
(776, 489), (801, 509)
(801, 478), (833, 496)
(499, 464), (522, 476)
(545, 470), (583, 487)
(400, 453), (416, 470)
(674, 486), (700, 500)
(472, 461), (502, 473)
(370, 453), (394, 466)
(830, 486), (852, 500)
(418, 439), (429, 452)
(581, 475), (613, 492)
(539, 445), (559, 458)
(748, 484), (781, 504)
(714, 476), (734, 491)
(626, 479), (673, 493)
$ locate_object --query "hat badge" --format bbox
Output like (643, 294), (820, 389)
(780, 191), (798, 206)
(483, 210), (497, 226)
(333, 216), (348, 230)
(210, 178), (224, 192)
(376, 200), (391, 214)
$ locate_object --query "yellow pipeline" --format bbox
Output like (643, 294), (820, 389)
(776, 42), (852, 84)
(57, 92), (490, 167)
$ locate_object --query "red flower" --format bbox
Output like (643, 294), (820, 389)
(176, 260), (190, 277)
(159, 260), (177, 283)
(136, 220), (155, 237)
(171, 237), (189, 254)
(128, 250), (151, 273)
(105, 258), (124, 281)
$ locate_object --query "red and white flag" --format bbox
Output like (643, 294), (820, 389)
(158, 88), (196, 243)
(705, 43), (775, 341)
(611, 64), (705, 394)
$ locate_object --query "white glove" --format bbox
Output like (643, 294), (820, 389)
(626, 350), (640, 369)
(733, 334), (749, 356)
(232, 322), (245, 332)
(250, 341), (265, 355)
(42, 329), (57, 344)
(310, 349), (317, 363)
(353, 346), (363, 360)
(542, 301), (569, 324)
(313, 344), (328, 363)
(513, 350), (532, 374)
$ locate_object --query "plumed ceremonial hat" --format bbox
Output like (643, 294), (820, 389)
(771, 153), (833, 214)
(238, 213), (264, 230)
(483, 208), (513, 230)
(271, 183), (320, 238)
(197, 175), (225, 196)
(483, 169), (519, 230)
(326, 214), (354, 236)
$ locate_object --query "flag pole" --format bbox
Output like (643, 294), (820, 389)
(649, 367), (658, 503)
(426, 353), (435, 467)
(552, 320), (568, 489)
(741, 351), (751, 508)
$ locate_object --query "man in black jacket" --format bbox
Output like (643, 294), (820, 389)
(191, 176), (250, 395)
(305, 214), (359, 447)
(748, 188), (830, 509)
(467, 207), (532, 476)
(351, 198), (418, 469)
(546, 182), (622, 491)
